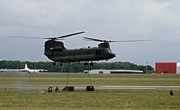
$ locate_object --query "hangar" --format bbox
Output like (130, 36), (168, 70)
(84, 69), (143, 74)
(155, 62), (180, 74)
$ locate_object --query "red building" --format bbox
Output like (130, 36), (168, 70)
(155, 62), (176, 74)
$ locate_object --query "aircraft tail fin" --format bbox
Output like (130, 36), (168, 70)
(24, 64), (29, 69)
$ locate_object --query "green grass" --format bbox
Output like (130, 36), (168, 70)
(0, 73), (180, 86)
(0, 89), (180, 110)
(0, 73), (180, 110)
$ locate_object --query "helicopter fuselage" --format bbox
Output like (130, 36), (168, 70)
(45, 47), (115, 62)
(44, 40), (116, 63)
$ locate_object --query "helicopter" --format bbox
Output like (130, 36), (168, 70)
(44, 31), (116, 66)
(11, 31), (149, 66)
(43, 31), (149, 66)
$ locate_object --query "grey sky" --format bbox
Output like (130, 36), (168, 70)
(0, 0), (180, 66)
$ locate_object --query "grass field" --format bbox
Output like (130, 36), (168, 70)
(0, 73), (180, 110)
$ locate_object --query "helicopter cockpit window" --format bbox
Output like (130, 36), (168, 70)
(96, 49), (101, 55)
(107, 48), (112, 52)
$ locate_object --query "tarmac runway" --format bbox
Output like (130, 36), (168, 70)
(0, 84), (180, 90)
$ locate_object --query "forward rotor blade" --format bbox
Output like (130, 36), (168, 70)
(9, 36), (45, 39)
(9, 31), (85, 40)
(9, 36), (65, 40)
(57, 31), (85, 39)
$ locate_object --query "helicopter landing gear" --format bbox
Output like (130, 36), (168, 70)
(53, 62), (56, 66)
(60, 62), (63, 66)
(84, 62), (88, 66)
(90, 62), (94, 66)
(53, 62), (63, 66)
(84, 62), (94, 66)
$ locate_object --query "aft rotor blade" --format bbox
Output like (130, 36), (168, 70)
(111, 40), (151, 42)
(57, 31), (85, 39)
(84, 37), (150, 43)
(83, 37), (105, 42)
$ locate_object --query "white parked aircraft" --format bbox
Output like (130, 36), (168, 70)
(20, 64), (47, 73)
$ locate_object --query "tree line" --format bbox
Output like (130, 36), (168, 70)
(0, 60), (154, 73)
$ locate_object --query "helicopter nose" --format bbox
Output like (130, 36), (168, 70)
(109, 52), (116, 58)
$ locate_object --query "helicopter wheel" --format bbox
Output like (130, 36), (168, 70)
(90, 62), (94, 66)
(60, 63), (63, 66)
(84, 62), (88, 66)
(53, 62), (56, 66)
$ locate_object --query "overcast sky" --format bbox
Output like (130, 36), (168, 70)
(0, 0), (180, 66)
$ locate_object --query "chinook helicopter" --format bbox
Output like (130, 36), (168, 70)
(43, 31), (149, 66)
(44, 31), (116, 66)
(11, 31), (149, 66)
